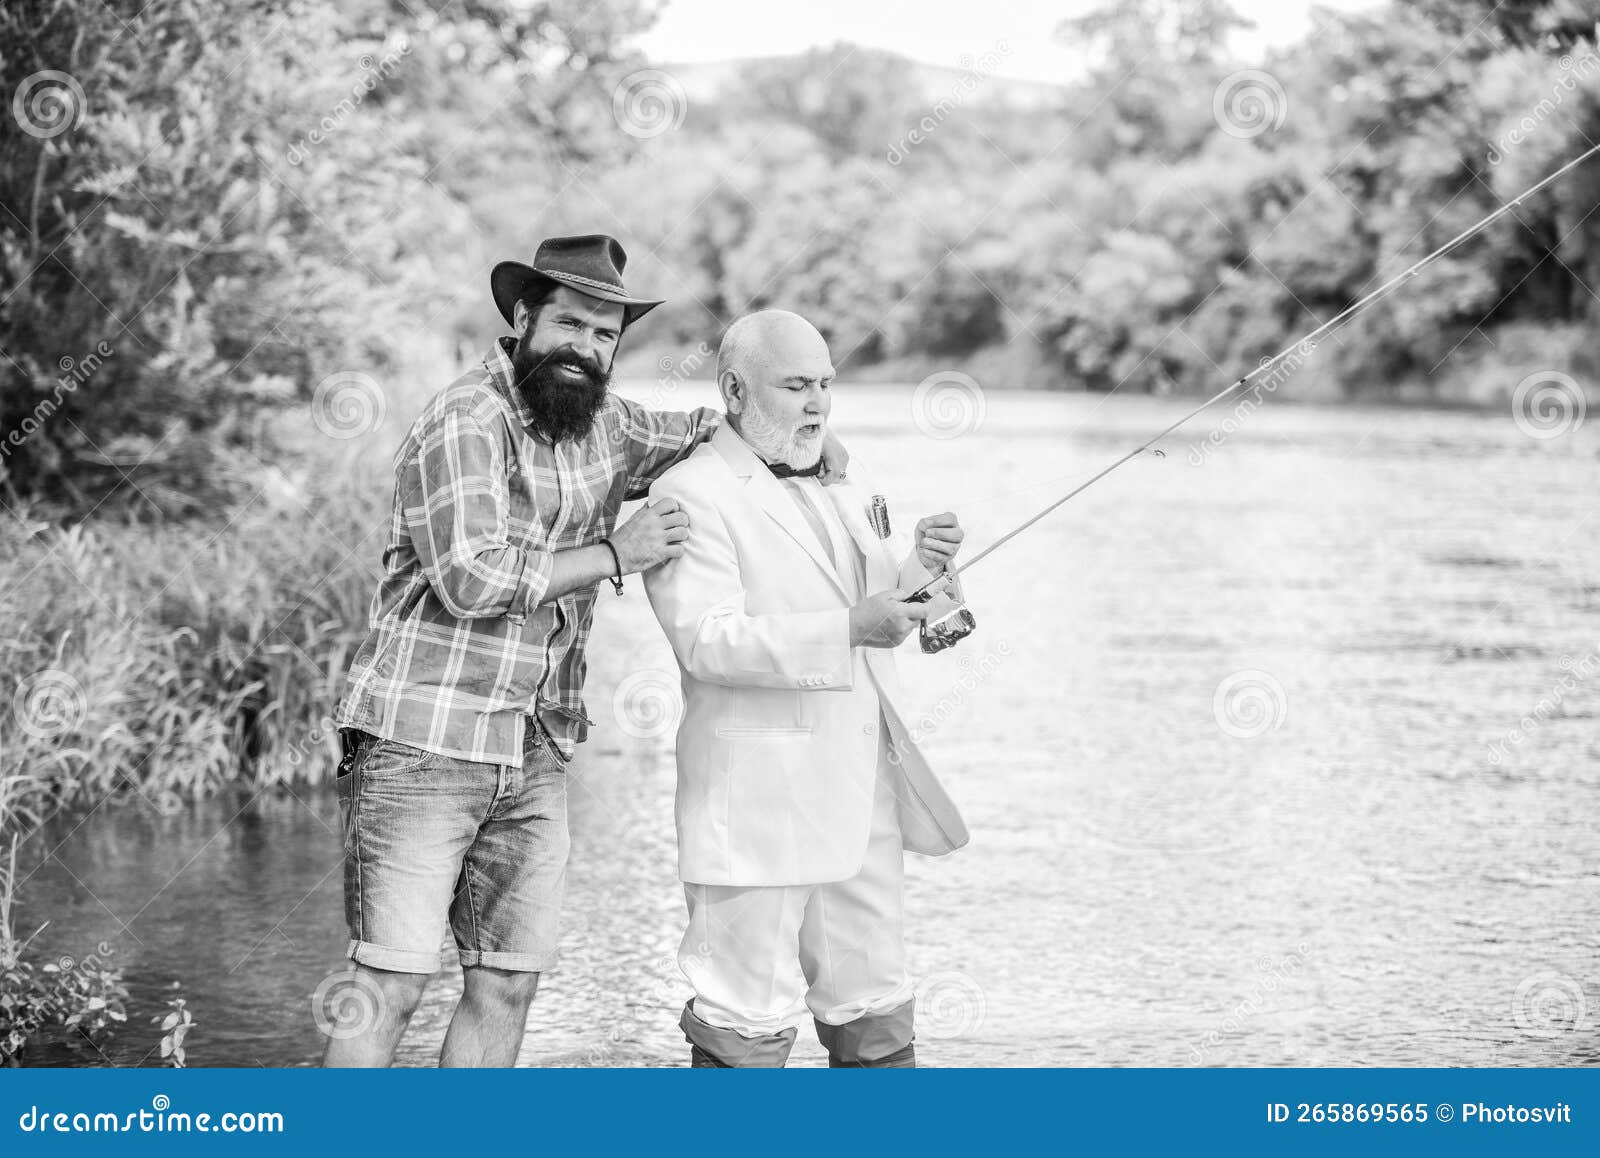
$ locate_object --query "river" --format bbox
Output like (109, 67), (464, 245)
(17, 382), (1600, 1066)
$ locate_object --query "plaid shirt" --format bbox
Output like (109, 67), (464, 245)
(335, 338), (720, 765)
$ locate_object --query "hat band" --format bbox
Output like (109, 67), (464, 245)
(535, 268), (627, 295)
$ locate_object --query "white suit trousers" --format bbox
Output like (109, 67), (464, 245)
(679, 723), (913, 1037)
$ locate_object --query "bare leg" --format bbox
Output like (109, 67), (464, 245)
(439, 966), (540, 1067)
(321, 964), (429, 1068)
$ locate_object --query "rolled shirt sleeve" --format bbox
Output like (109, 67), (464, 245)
(618, 397), (722, 500)
(404, 406), (554, 622)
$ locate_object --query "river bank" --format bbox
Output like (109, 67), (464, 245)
(618, 318), (1598, 414)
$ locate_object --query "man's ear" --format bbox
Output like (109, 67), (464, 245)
(719, 369), (744, 414)
(512, 299), (531, 335)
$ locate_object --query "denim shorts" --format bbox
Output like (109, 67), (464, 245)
(336, 729), (570, 974)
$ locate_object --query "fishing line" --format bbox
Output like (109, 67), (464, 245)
(912, 140), (1600, 601)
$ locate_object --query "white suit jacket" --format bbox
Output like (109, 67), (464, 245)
(643, 422), (970, 886)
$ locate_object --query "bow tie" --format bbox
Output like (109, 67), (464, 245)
(766, 459), (823, 480)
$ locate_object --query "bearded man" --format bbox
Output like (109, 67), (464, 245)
(323, 237), (847, 1067)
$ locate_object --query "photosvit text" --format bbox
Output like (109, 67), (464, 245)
(1265, 1101), (1573, 1125)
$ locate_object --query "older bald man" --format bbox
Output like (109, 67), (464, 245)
(643, 310), (971, 1068)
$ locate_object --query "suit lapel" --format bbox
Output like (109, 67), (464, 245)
(711, 423), (850, 600)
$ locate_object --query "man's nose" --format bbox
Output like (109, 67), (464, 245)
(568, 329), (597, 360)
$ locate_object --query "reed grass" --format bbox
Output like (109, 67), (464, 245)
(0, 448), (396, 837)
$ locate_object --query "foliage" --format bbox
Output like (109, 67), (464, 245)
(2, 835), (130, 1065)
(0, 0), (649, 516)
(156, 996), (194, 1067)
(0, 464), (388, 829)
(604, 0), (1600, 397)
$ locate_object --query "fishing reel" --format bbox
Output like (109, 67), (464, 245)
(905, 570), (976, 654)
(868, 494), (977, 654)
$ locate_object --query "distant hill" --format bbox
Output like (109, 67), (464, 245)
(660, 48), (1069, 111)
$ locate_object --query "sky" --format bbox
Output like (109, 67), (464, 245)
(636, 0), (1387, 84)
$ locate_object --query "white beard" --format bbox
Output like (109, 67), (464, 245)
(738, 390), (822, 470)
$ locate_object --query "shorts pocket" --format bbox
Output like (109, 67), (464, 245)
(335, 731), (366, 849)
(360, 737), (442, 779)
(529, 724), (571, 767)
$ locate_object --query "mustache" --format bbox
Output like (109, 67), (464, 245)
(526, 343), (604, 381)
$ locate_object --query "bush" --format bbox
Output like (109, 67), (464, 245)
(0, 451), (388, 827)
(1, 833), (130, 1065)
(0, 0), (451, 516)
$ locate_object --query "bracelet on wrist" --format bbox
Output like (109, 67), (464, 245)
(598, 538), (624, 596)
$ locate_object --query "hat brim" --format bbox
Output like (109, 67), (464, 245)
(491, 261), (663, 330)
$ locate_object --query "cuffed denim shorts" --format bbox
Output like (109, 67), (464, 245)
(336, 728), (570, 974)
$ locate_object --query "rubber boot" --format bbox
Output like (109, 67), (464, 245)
(680, 1001), (796, 1068)
(829, 1043), (916, 1068)
(816, 997), (917, 1068)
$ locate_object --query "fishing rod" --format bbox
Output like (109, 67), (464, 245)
(911, 139), (1600, 606)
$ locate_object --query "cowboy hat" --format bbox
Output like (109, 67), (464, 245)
(490, 233), (663, 330)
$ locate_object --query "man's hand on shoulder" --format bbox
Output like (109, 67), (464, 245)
(611, 497), (690, 573)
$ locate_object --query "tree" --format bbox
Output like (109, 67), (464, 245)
(741, 43), (925, 161)
(0, 0), (653, 516)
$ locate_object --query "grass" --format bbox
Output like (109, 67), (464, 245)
(1, 468), (392, 829)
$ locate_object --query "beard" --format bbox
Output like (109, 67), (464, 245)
(739, 388), (824, 470)
(511, 334), (612, 443)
